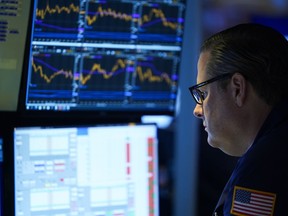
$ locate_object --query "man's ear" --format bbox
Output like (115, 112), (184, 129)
(230, 73), (246, 107)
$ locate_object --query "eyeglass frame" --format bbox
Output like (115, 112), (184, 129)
(189, 73), (233, 105)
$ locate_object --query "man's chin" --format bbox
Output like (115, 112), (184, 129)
(207, 137), (219, 149)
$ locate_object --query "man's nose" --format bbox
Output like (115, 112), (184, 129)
(193, 104), (203, 119)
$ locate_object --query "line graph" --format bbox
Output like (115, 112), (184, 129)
(27, 51), (179, 103)
(32, 0), (184, 43)
(139, 5), (181, 33)
(33, 0), (80, 39)
(80, 55), (127, 91)
(27, 53), (75, 102)
(137, 3), (184, 43)
(80, 59), (127, 85)
(26, 45), (181, 111)
(32, 58), (74, 84)
(136, 66), (172, 85)
(30, 54), (74, 90)
(85, 2), (134, 32)
(133, 57), (175, 91)
(36, 2), (80, 20)
(25, 0), (185, 111)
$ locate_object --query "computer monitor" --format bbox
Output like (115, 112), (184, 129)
(20, 0), (187, 115)
(13, 123), (159, 216)
(0, 0), (34, 111)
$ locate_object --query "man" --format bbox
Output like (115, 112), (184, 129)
(190, 23), (288, 215)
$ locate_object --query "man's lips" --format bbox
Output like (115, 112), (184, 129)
(203, 124), (207, 130)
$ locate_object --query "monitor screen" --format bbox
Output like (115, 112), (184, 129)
(21, 0), (186, 115)
(0, 0), (33, 111)
(13, 123), (159, 216)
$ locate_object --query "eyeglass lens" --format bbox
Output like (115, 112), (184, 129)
(193, 89), (203, 104)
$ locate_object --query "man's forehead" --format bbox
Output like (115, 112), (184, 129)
(197, 52), (210, 82)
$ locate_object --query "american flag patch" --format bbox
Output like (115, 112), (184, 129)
(230, 186), (276, 216)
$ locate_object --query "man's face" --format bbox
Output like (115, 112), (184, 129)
(193, 52), (238, 155)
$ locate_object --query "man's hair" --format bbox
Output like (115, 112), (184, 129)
(201, 23), (288, 105)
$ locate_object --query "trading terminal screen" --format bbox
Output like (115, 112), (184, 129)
(23, 0), (186, 114)
(13, 123), (159, 216)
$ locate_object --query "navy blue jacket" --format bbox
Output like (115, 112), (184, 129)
(213, 101), (288, 216)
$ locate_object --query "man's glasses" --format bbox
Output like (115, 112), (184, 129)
(189, 73), (232, 105)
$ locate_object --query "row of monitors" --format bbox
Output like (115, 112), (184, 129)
(0, 0), (187, 116)
(1, 121), (159, 216)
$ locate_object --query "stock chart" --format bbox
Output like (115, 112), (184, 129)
(26, 0), (186, 112)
